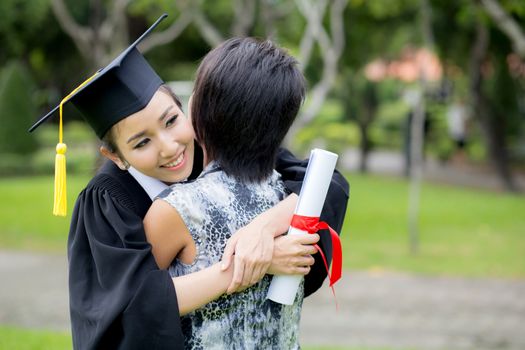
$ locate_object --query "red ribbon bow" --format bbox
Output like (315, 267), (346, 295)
(290, 214), (342, 287)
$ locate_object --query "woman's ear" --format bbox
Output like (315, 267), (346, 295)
(100, 146), (129, 170)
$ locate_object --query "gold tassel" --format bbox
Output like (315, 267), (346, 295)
(53, 143), (67, 216)
(51, 72), (98, 217)
(53, 97), (68, 217)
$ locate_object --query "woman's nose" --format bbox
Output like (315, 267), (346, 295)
(159, 133), (179, 158)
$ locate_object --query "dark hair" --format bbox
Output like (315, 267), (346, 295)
(101, 84), (183, 153)
(191, 37), (305, 183)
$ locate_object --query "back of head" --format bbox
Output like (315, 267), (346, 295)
(191, 37), (305, 183)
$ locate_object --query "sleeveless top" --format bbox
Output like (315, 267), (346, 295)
(158, 161), (304, 350)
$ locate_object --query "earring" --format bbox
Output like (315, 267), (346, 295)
(121, 161), (130, 170)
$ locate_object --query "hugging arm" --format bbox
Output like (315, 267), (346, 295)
(144, 199), (237, 315)
(221, 148), (349, 296)
(221, 194), (321, 294)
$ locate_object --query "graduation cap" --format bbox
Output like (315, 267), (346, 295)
(29, 14), (168, 216)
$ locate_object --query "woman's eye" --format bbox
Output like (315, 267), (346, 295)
(134, 138), (150, 149)
(166, 115), (178, 127)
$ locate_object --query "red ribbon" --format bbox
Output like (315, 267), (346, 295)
(290, 214), (342, 287)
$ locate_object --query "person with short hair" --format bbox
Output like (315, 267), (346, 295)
(144, 37), (328, 349)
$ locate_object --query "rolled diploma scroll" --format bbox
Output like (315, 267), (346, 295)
(267, 148), (338, 305)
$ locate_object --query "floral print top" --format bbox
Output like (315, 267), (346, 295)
(158, 161), (303, 350)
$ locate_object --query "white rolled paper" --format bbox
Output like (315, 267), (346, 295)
(267, 148), (338, 305)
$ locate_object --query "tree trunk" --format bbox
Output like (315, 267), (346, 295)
(468, 14), (517, 191)
(52, 0), (194, 68)
(480, 0), (525, 58)
(231, 0), (257, 36)
(358, 85), (377, 173)
(358, 122), (370, 173)
(407, 92), (425, 255)
(285, 0), (348, 146)
(407, 0), (435, 256)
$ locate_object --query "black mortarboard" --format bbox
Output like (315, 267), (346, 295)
(29, 13), (167, 139)
(30, 14), (167, 217)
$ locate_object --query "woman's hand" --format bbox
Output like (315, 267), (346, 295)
(268, 233), (319, 275)
(221, 222), (274, 294)
(221, 194), (299, 294)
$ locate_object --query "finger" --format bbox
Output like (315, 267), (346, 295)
(303, 255), (316, 266)
(221, 252), (233, 271)
(293, 255), (315, 266)
(248, 265), (261, 286)
(302, 245), (318, 256)
(249, 262), (270, 285)
(295, 233), (320, 245)
(253, 244), (272, 284)
(296, 266), (311, 275)
(241, 259), (255, 289)
(285, 265), (311, 275)
(221, 237), (237, 271)
(247, 239), (272, 286)
(227, 255), (245, 294)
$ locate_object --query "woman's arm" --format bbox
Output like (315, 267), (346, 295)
(143, 200), (195, 269)
(220, 193), (324, 293)
(172, 262), (233, 315)
(154, 220), (313, 315)
(145, 199), (237, 315)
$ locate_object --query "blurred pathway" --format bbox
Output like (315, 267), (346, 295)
(1, 250), (525, 349)
(301, 271), (525, 350)
(0, 250), (68, 330)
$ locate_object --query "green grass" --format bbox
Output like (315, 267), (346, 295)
(1, 173), (524, 278)
(0, 327), (71, 350)
(343, 173), (525, 278)
(0, 175), (91, 251)
(0, 326), (404, 350)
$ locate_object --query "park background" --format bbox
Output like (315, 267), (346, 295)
(1, 0), (524, 349)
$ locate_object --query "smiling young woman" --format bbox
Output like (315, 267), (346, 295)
(100, 87), (195, 184)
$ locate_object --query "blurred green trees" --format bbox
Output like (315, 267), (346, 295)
(0, 0), (524, 190)
(0, 62), (38, 162)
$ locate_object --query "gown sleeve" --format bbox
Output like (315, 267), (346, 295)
(275, 148), (350, 297)
(68, 180), (184, 350)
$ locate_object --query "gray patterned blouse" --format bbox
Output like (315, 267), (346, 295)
(158, 161), (304, 350)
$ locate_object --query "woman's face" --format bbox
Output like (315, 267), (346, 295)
(106, 89), (195, 184)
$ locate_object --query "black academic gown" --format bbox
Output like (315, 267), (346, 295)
(68, 147), (349, 350)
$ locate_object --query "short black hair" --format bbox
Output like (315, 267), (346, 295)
(191, 37), (305, 183)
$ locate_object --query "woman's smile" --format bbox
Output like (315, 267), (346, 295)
(161, 151), (186, 170)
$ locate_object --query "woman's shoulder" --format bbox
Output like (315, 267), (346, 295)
(156, 179), (199, 210)
(155, 172), (219, 219)
(81, 161), (151, 216)
(85, 161), (128, 194)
